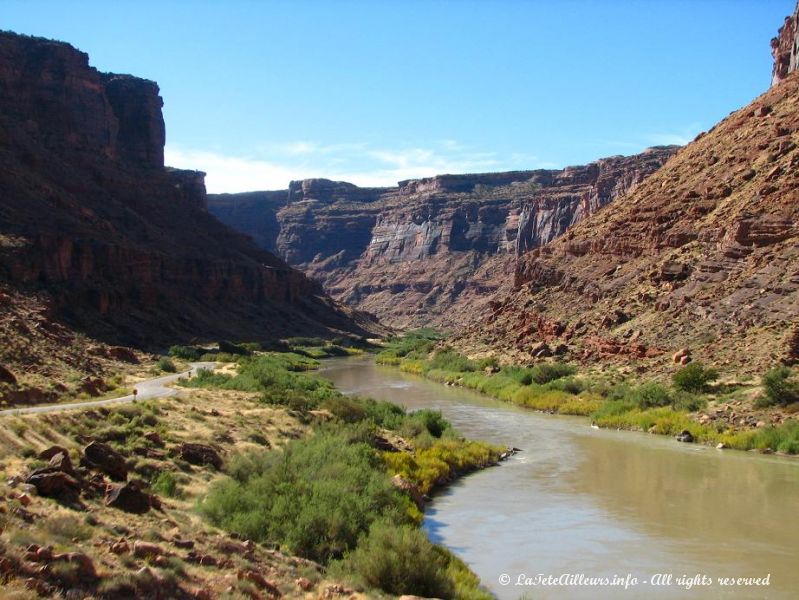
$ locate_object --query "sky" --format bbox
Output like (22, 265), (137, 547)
(1, 0), (792, 192)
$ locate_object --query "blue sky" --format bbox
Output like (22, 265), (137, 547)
(2, 0), (791, 192)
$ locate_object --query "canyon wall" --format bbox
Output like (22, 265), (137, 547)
(209, 147), (677, 328)
(458, 72), (799, 374)
(0, 31), (368, 354)
(772, 1), (799, 86)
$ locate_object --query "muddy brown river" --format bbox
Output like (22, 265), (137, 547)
(321, 356), (799, 600)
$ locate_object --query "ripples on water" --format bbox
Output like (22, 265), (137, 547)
(322, 357), (799, 600)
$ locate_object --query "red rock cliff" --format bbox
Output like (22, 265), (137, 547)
(772, 1), (799, 86)
(208, 148), (676, 329)
(0, 31), (368, 348)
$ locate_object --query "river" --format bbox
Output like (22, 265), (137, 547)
(321, 356), (799, 600)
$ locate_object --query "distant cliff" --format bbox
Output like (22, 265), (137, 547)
(0, 31), (369, 360)
(772, 1), (799, 86)
(208, 147), (677, 328)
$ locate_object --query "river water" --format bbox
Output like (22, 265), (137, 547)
(321, 356), (799, 600)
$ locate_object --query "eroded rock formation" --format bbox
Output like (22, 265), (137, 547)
(458, 72), (799, 374)
(209, 147), (677, 328)
(772, 1), (799, 86)
(0, 31), (370, 363)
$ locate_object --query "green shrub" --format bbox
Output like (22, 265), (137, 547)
(151, 471), (180, 498)
(751, 420), (799, 453)
(546, 377), (585, 395)
(672, 362), (719, 393)
(628, 382), (672, 409)
(157, 358), (177, 373)
(409, 409), (450, 438)
(41, 515), (93, 543)
(337, 520), (454, 598)
(200, 429), (411, 563)
(499, 365), (534, 386)
(429, 348), (475, 373)
(529, 362), (576, 384)
(168, 345), (201, 360)
(758, 366), (799, 407)
(218, 340), (251, 355)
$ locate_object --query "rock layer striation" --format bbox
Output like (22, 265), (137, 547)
(0, 31), (369, 358)
(457, 72), (799, 374)
(209, 148), (677, 328)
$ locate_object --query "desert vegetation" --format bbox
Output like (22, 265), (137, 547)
(377, 331), (799, 455)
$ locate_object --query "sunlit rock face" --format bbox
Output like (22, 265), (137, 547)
(208, 147), (677, 329)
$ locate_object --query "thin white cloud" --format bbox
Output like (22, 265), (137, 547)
(166, 140), (545, 193)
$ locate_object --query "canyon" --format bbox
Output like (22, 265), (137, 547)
(457, 70), (799, 375)
(0, 32), (370, 398)
(209, 146), (677, 329)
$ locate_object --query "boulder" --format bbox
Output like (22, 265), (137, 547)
(0, 364), (17, 385)
(110, 539), (130, 554)
(26, 471), (81, 502)
(83, 441), (128, 481)
(107, 346), (139, 363)
(237, 570), (282, 597)
(672, 348), (691, 364)
(133, 540), (170, 559)
(52, 552), (96, 581)
(178, 443), (222, 470)
(143, 431), (165, 447)
(105, 481), (153, 514)
(47, 451), (75, 476)
(295, 577), (314, 591)
(38, 446), (70, 461)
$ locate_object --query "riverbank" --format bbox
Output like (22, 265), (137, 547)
(376, 330), (799, 456)
(0, 343), (503, 599)
(322, 355), (799, 600)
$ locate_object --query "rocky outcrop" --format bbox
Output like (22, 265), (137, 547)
(772, 1), (799, 86)
(0, 31), (371, 364)
(208, 148), (676, 328)
(459, 72), (799, 374)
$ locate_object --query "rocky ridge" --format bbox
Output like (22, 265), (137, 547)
(0, 33), (369, 339)
(772, 0), (799, 86)
(0, 31), (372, 399)
(209, 147), (677, 329)
(457, 71), (799, 374)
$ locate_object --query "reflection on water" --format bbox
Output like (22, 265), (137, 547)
(322, 357), (799, 600)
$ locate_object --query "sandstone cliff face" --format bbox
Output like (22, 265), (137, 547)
(772, 1), (799, 86)
(458, 72), (799, 374)
(208, 148), (676, 328)
(0, 31), (368, 359)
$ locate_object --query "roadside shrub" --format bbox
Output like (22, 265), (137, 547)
(168, 345), (201, 360)
(672, 362), (719, 393)
(157, 358), (177, 373)
(758, 366), (799, 407)
(529, 362), (576, 384)
(337, 520), (454, 598)
(218, 340), (251, 355)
